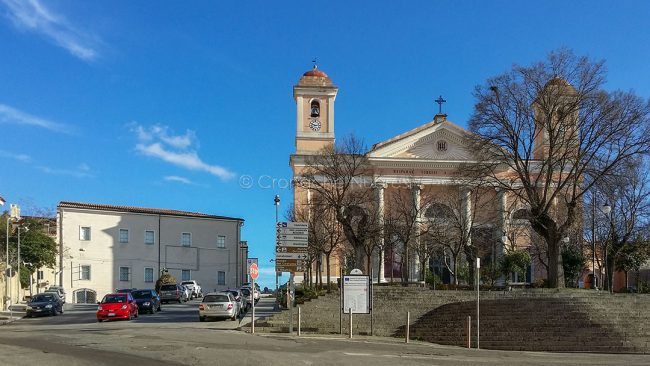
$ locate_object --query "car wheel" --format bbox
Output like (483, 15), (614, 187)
(52, 308), (57, 316)
(231, 314), (237, 321)
(135, 309), (139, 318)
(97, 319), (103, 323)
(199, 316), (205, 322)
(178, 298), (182, 304)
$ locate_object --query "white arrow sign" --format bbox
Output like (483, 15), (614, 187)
(276, 234), (308, 241)
(276, 241), (309, 247)
(276, 221), (308, 229)
(276, 252), (309, 260)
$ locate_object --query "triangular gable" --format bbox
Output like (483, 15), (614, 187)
(368, 119), (475, 161)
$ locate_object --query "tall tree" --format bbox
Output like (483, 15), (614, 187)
(467, 49), (650, 288)
(300, 135), (379, 274)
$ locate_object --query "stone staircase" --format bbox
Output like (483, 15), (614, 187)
(254, 287), (650, 353)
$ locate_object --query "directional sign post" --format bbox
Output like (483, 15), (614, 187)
(275, 222), (308, 273)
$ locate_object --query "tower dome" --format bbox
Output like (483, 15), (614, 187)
(298, 65), (332, 86)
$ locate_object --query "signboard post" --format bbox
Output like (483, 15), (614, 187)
(342, 275), (371, 314)
(275, 222), (308, 334)
(250, 262), (259, 334)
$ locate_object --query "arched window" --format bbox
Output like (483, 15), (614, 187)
(425, 203), (454, 220)
(310, 100), (320, 117)
(512, 208), (531, 221)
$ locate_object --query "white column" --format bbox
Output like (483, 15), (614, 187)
(411, 184), (422, 282)
(375, 182), (386, 283)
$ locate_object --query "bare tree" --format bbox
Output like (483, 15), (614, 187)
(466, 49), (650, 288)
(300, 135), (379, 274)
(599, 158), (650, 292)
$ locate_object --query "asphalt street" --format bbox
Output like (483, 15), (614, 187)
(1, 297), (649, 366)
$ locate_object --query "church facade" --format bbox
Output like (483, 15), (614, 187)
(289, 67), (553, 285)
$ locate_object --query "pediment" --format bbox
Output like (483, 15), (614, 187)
(368, 120), (475, 161)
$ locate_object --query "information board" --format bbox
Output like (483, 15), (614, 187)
(342, 275), (371, 314)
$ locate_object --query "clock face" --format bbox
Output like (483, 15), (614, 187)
(309, 118), (321, 131)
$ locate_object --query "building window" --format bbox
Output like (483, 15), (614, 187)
(217, 271), (226, 285)
(144, 267), (154, 283)
(181, 232), (192, 247)
(217, 235), (226, 248)
(37, 270), (44, 281)
(80, 265), (91, 280)
(145, 230), (155, 245)
(119, 229), (129, 243)
(181, 269), (191, 281)
(119, 267), (130, 282)
(437, 140), (447, 152)
(80, 226), (91, 241)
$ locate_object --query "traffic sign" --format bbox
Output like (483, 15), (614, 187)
(249, 263), (259, 280)
(276, 222), (308, 229)
(275, 241), (309, 247)
(276, 246), (308, 254)
(275, 221), (309, 273)
(276, 252), (308, 260)
(275, 259), (307, 272)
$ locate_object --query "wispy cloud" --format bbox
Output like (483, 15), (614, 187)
(0, 103), (73, 133)
(164, 175), (193, 185)
(0, 0), (101, 61)
(38, 163), (93, 178)
(0, 149), (31, 162)
(132, 123), (234, 181)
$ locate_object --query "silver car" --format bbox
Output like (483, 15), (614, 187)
(198, 292), (239, 321)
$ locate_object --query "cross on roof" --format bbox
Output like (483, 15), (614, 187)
(435, 95), (447, 114)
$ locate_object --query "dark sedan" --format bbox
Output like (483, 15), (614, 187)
(26, 293), (64, 317)
(131, 289), (161, 314)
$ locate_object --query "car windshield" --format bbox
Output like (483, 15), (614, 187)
(131, 290), (151, 299)
(181, 281), (193, 285)
(241, 289), (250, 296)
(203, 295), (229, 303)
(102, 295), (127, 303)
(160, 285), (176, 291)
(31, 294), (56, 302)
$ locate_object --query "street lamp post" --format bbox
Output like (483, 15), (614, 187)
(274, 195), (280, 310)
(601, 202), (612, 293)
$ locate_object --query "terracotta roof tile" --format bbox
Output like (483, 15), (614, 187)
(58, 201), (243, 221)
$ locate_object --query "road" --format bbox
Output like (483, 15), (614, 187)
(1, 297), (649, 366)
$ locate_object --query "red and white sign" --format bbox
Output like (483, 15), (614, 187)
(249, 263), (259, 281)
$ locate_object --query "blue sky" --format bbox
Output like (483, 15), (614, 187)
(1, 1), (649, 288)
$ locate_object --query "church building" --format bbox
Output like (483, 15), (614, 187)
(289, 66), (560, 286)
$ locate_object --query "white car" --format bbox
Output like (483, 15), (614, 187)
(181, 280), (202, 298)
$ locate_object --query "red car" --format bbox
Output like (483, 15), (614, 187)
(97, 293), (139, 322)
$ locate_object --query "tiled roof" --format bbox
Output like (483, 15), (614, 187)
(58, 201), (243, 221)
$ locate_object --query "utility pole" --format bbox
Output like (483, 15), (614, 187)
(274, 195), (280, 311)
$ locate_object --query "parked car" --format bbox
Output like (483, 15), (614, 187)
(115, 288), (136, 293)
(222, 289), (245, 315)
(45, 286), (66, 303)
(180, 284), (191, 302)
(26, 292), (64, 317)
(181, 280), (202, 298)
(242, 285), (260, 304)
(96, 293), (138, 322)
(198, 292), (239, 321)
(159, 284), (185, 303)
(131, 289), (161, 314)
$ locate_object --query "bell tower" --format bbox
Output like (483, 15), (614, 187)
(293, 65), (338, 154)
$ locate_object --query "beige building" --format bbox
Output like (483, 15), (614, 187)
(289, 67), (573, 285)
(57, 202), (245, 303)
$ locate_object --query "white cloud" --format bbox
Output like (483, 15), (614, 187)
(0, 0), (101, 61)
(0, 103), (72, 133)
(0, 150), (31, 162)
(38, 164), (93, 178)
(164, 175), (193, 185)
(132, 123), (234, 181)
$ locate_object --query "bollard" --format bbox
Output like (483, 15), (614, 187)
(298, 306), (301, 337)
(405, 311), (410, 343)
(349, 308), (353, 339)
(467, 315), (471, 348)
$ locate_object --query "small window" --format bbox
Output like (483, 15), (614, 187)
(181, 269), (191, 282)
(145, 230), (155, 245)
(80, 227), (91, 241)
(437, 140), (447, 152)
(119, 229), (129, 243)
(144, 267), (154, 283)
(181, 233), (192, 247)
(37, 270), (44, 281)
(80, 265), (91, 280)
(119, 267), (130, 282)
(217, 271), (226, 285)
(217, 235), (226, 248)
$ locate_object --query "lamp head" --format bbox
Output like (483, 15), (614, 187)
(274, 195), (280, 205)
(602, 202), (612, 215)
